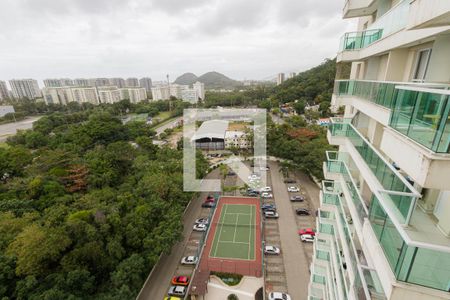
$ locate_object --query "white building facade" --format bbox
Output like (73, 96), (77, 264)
(43, 78), (74, 87)
(98, 87), (121, 104)
(277, 73), (285, 85)
(139, 77), (152, 92)
(9, 79), (42, 100)
(0, 81), (10, 100)
(126, 77), (139, 87)
(224, 130), (249, 149)
(309, 2), (450, 300)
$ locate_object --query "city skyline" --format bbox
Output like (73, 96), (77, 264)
(0, 0), (355, 82)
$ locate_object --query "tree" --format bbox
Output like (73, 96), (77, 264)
(293, 100), (307, 114)
(7, 225), (71, 277)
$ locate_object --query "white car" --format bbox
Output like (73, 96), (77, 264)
(287, 186), (300, 192)
(259, 166), (270, 171)
(168, 285), (186, 297)
(195, 217), (209, 225)
(264, 245), (280, 255)
(264, 211), (279, 219)
(301, 234), (315, 243)
(193, 223), (207, 232)
(260, 186), (272, 192)
(261, 192), (273, 199)
(268, 292), (292, 300)
(248, 174), (260, 180)
(181, 256), (198, 265)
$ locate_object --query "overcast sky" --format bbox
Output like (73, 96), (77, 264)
(0, 0), (355, 83)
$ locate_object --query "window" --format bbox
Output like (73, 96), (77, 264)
(412, 49), (431, 82)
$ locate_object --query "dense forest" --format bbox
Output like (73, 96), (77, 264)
(0, 102), (208, 299)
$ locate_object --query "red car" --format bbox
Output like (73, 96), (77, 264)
(205, 195), (215, 202)
(171, 275), (190, 286)
(298, 228), (316, 236)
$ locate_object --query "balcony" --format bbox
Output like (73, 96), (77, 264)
(343, 0), (377, 19)
(339, 29), (383, 52)
(406, 0), (450, 29)
(369, 196), (450, 292)
(389, 86), (450, 153)
(319, 186), (387, 300)
(366, 0), (409, 38)
(328, 119), (419, 225)
(327, 121), (450, 293)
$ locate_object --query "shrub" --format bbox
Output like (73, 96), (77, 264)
(228, 294), (239, 300)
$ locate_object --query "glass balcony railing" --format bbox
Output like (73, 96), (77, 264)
(328, 119), (419, 224)
(390, 86), (450, 153)
(334, 80), (398, 109)
(367, 0), (409, 38)
(369, 196), (450, 291)
(339, 29), (383, 51)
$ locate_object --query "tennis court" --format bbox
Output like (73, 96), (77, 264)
(209, 204), (256, 260)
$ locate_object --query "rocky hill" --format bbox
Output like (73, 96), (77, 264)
(174, 71), (240, 89)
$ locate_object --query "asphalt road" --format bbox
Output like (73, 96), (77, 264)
(0, 116), (41, 142)
(137, 168), (220, 300)
(268, 161), (317, 300)
(154, 116), (182, 135)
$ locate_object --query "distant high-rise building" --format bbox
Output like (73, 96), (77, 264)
(288, 72), (296, 79)
(98, 86), (121, 104)
(126, 77), (139, 87)
(276, 73), (285, 85)
(74, 78), (91, 87)
(0, 81), (10, 100)
(94, 78), (110, 87)
(109, 78), (125, 88)
(193, 81), (205, 100)
(139, 77), (153, 92)
(9, 79), (41, 99)
(169, 84), (184, 99)
(43, 78), (73, 87)
(127, 88), (147, 103)
(42, 86), (99, 105)
(151, 85), (170, 100)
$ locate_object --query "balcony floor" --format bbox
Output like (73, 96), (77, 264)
(407, 207), (450, 249)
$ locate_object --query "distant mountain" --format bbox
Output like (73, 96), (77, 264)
(174, 72), (198, 85)
(174, 71), (240, 89)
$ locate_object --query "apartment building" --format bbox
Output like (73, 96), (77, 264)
(127, 87), (147, 103)
(309, 1), (450, 300)
(42, 87), (99, 105)
(98, 86), (121, 104)
(139, 77), (152, 92)
(73, 78), (94, 87)
(43, 78), (73, 87)
(126, 77), (139, 87)
(151, 85), (171, 100)
(277, 73), (285, 85)
(0, 81), (10, 100)
(193, 81), (205, 100)
(109, 78), (126, 88)
(9, 79), (42, 99)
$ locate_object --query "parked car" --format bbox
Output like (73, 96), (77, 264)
(206, 195), (215, 202)
(262, 204), (276, 211)
(171, 276), (190, 286)
(164, 297), (182, 300)
(181, 256), (198, 265)
(168, 285), (186, 297)
(201, 201), (215, 208)
(261, 192), (273, 199)
(290, 195), (305, 202)
(287, 186), (300, 192)
(283, 178), (296, 183)
(296, 208), (310, 216)
(298, 228), (316, 236)
(193, 223), (207, 232)
(260, 186), (272, 192)
(259, 166), (270, 171)
(195, 217), (209, 225)
(264, 211), (279, 219)
(300, 234), (315, 243)
(247, 192), (259, 197)
(247, 188), (260, 194)
(227, 171), (236, 176)
(264, 245), (280, 255)
(248, 174), (260, 180)
(268, 292), (292, 300)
